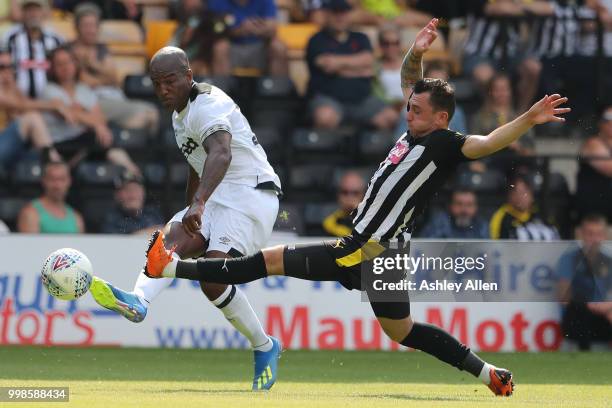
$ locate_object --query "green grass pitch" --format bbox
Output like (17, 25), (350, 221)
(0, 346), (610, 407)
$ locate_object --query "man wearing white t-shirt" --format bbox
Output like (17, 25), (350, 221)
(89, 47), (282, 391)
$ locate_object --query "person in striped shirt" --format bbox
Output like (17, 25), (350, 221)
(145, 18), (571, 397)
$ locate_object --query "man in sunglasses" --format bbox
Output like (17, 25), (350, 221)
(146, 18), (571, 396)
(323, 171), (366, 237)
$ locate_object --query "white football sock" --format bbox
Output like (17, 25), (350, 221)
(479, 362), (494, 384)
(132, 269), (174, 304)
(212, 285), (272, 352)
(162, 257), (178, 278)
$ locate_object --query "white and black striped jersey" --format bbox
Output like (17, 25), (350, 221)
(463, 2), (521, 61)
(1, 25), (62, 98)
(352, 129), (471, 242)
(527, 2), (582, 58)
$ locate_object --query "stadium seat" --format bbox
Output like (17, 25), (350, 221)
(76, 162), (122, 186)
(82, 198), (115, 233)
(526, 171), (569, 196)
(274, 202), (304, 234)
(193, 76), (239, 98)
(46, 19), (76, 41)
(12, 160), (42, 185)
(277, 24), (319, 51)
(289, 164), (334, 191)
(111, 55), (147, 85)
(303, 202), (338, 236)
(170, 163), (189, 186)
(112, 127), (149, 150)
(100, 20), (144, 46)
(123, 74), (155, 99)
(255, 76), (297, 99)
(143, 163), (166, 186)
(291, 128), (345, 152)
(456, 169), (505, 192)
(0, 198), (27, 230)
(252, 127), (283, 164)
(145, 20), (178, 59)
(358, 130), (395, 162)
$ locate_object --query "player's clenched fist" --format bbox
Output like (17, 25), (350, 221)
(182, 202), (205, 237)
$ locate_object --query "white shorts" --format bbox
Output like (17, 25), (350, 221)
(169, 182), (279, 255)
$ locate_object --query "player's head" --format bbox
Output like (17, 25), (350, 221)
(47, 45), (80, 85)
(578, 213), (608, 251)
(599, 105), (612, 139)
(114, 170), (145, 214)
(150, 46), (193, 112)
(487, 73), (512, 107)
(322, 0), (352, 33)
(337, 171), (366, 212)
(407, 78), (455, 137)
(74, 2), (102, 46)
(41, 161), (71, 202)
(507, 175), (533, 212)
(449, 188), (478, 227)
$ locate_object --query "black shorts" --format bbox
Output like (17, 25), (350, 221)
(283, 235), (411, 320)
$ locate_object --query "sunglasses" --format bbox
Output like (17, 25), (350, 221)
(0, 63), (15, 70)
(339, 189), (362, 197)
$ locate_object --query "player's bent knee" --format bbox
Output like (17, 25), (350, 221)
(164, 222), (206, 259)
(378, 316), (413, 342)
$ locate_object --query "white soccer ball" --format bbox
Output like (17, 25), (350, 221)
(41, 248), (93, 300)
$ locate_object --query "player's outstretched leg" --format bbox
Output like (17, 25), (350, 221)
(90, 277), (148, 323)
(377, 314), (514, 397)
(89, 231), (170, 322)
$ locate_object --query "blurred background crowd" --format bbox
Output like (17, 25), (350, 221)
(0, 0), (610, 241)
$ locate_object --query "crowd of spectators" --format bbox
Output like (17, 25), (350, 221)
(0, 0), (610, 242)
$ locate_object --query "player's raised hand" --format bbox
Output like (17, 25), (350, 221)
(411, 18), (439, 57)
(182, 202), (205, 237)
(527, 94), (571, 125)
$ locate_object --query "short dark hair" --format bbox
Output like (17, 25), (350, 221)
(506, 174), (533, 193)
(46, 45), (80, 84)
(580, 213), (607, 226)
(413, 78), (455, 121)
(43, 160), (69, 177)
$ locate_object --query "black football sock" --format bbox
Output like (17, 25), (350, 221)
(175, 251), (268, 284)
(400, 322), (485, 377)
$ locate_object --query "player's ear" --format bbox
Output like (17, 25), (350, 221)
(435, 110), (449, 127)
(186, 68), (193, 82)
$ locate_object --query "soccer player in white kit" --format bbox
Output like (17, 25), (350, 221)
(89, 47), (282, 390)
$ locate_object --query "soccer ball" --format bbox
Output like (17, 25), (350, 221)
(41, 248), (93, 300)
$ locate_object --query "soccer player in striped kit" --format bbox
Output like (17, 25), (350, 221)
(145, 19), (571, 396)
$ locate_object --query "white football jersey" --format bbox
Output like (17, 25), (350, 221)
(172, 82), (281, 192)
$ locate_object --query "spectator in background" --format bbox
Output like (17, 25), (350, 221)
(462, 0), (552, 111)
(101, 170), (164, 234)
(420, 188), (489, 239)
(298, 0), (326, 24)
(208, 0), (288, 76)
(322, 171), (365, 237)
(41, 45), (140, 174)
(17, 160), (85, 233)
(0, 0), (21, 22)
(306, 0), (398, 130)
(375, 23), (405, 107)
(490, 175), (559, 241)
(471, 74), (535, 175)
(169, 0), (232, 75)
(70, 3), (158, 134)
(576, 106), (612, 223)
(349, 0), (432, 28)
(0, 48), (66, 169)
(557, 214), (612, 350)
(59, 0), (143, 25)
(1, 0), (62, 98)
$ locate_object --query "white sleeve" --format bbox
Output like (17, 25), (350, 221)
(188, 95), (233, 144)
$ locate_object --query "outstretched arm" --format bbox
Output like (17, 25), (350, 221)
(401, 18), (439, 100)
(462, 94), (571, 159)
